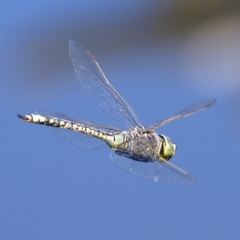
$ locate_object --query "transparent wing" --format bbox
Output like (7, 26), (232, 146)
(110, 151), (195, 184)
(36, 110), (121, 150)
(146, 99), (216, 130)
(69, 40), (142, 129)
(110, 137), (195, 184)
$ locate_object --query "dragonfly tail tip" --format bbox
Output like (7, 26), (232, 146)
(17, 113), (24, 119)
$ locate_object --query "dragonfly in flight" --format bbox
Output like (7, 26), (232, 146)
(18, 40), (216, 183)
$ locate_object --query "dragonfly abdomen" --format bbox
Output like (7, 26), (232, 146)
(18, 113), (111, 141)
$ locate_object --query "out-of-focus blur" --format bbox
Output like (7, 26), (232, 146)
(1, 1), (240, 239)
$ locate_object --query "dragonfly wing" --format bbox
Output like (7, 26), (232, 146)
(146, 98), (216, 130)
(49, 128), (106, 150)
(35, 110), (121, 150)
(110, 151), (195, 184)
(110, 138), (195, 184)
(69, 40), (142, 129)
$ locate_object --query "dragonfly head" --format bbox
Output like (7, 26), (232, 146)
(159, 134), (177, 161)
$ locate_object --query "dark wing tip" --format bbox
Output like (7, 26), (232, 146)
(206, 98), (217, 108)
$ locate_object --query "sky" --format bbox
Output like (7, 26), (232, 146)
(1, 1), (240, 239)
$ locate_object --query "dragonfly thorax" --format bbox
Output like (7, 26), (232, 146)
(159, 134), (176, 161)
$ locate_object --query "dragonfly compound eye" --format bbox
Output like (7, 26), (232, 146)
(159, 134), (177, 161)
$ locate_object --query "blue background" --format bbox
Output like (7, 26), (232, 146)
(1, 1), (240, 239)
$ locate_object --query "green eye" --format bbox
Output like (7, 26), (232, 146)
(159, 134), (177, 161)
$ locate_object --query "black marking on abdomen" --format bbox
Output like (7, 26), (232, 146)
(19, 113), (114, 142)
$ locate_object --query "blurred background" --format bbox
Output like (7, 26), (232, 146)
(1, 1), (240, 239)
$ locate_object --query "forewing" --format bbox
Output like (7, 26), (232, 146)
(146, 99), (216, 130)
(68, 40), (142, 129)
(110, 151), (195, 184)
(36, 110), (121, 150)
(110, 138), (195, 184)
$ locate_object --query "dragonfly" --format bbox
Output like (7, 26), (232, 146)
(18, 40), (216, 183)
